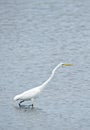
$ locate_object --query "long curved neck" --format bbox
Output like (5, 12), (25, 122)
(40, 63), (62, 89)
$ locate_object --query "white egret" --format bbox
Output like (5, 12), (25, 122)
(14, 63), (72, 107)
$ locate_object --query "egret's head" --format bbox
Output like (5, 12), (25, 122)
(61, 63), (73, 67)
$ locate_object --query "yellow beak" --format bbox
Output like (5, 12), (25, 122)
(62, 63), (73, 67)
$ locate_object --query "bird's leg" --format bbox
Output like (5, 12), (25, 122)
(19, 100), (24, 107)
(32, 104), (34, 108)
(31, 98), (34, 108)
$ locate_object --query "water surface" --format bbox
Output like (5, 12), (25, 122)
(0, 0), (90, 130)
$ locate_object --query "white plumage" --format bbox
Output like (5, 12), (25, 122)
(13, 63), (72, 107)
(14, 86), (41, 101)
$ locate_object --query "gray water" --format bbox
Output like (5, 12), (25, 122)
(0, 0), (90, 130)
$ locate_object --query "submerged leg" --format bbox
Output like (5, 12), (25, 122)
(31, 104), (34, 108)
(19, 100), (24, 107)
(31, 98), (34, 108)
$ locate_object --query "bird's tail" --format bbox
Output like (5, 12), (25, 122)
(13, 95), (20, 101)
